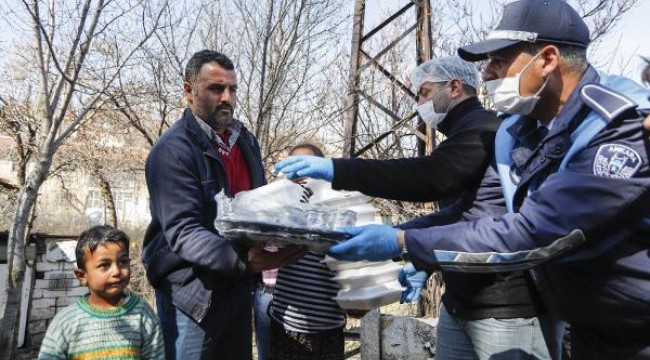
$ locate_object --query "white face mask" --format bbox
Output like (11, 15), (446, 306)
(485, 52), (548, 115)
(415, 84), (452, 128)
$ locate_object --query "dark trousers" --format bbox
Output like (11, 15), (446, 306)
(269, 319), (344, 360)
(156, 282), (253, 360)
(571, 324), (650, 360)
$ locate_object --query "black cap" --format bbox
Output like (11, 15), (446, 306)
(458, 0), (590, 62)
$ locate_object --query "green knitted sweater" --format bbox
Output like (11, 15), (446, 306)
(38, 293), (164, 360)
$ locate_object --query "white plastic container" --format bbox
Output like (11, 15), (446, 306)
(336, 261), (402, 286)
(332, 262), (401, 289)
(321, 255), (393, 271)
(333, 280), (404, 310)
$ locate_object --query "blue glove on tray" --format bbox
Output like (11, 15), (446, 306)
(399, 262), (428, 303)
(327, 224), (399, 262)
(274, 156), (334, 182)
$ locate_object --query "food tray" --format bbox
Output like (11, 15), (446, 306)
(216, 219), (350, 252)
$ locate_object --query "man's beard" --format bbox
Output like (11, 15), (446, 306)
(201, 105), (234, 131)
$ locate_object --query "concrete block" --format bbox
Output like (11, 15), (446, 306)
(30, 307), (56, 321)
(67, 287), (88, 297)
(43, 271), (76, 280)
(36, 262), (74, 272)
(29, 332), (46, 348)
(28, 319), (48, 333)
(34, 279), (50, 289)
(31, 298), (56, 309)
(56, 296), (79, 307)
(49, 278), (75, 290)
(41, 290), (67, 298)
(380, 315), (437, 360)
(31, 289), (43, 299)
(361, 308), (381, 360)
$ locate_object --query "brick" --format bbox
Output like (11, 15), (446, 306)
(41, 290), (67, 298)
(28, 319), (48, 333)
(31, 298), (56, 309)
(29, 332), (46, 348)
(36, 262), (75, 272)
(43, 271), (76, 280)
(56, 296), (79, 307)
(34, 279), (51, 289)
(48, 278), (75, 290)
(31, 289), (43, 299)
(67, 287), (89, 297)
(30, 307), (56, 321)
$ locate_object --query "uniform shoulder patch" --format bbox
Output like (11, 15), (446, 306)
(581, 84), (637, 122)
(593, 144), (641, 179)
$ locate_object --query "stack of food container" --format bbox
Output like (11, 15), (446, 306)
(323, 256), (404, 310)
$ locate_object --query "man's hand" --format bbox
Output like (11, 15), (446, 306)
(644, 114), (650, 132)
(399, 262), (428, 303)
(327, 224), (399, 261)
(247, 245), (309, 272)
(275, 156), (334, 182)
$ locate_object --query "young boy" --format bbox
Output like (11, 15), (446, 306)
(38, 225), (164, 360)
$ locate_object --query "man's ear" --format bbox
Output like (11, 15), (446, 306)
(74, 268), (88, 287)
(449, 79), (463, 97)
(183, 81), (194, 103)
(540, 45), (560, 77)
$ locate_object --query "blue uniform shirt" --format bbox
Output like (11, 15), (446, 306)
(405, 66), (650, 329)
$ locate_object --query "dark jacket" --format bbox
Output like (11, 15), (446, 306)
(142, 108), (266, 322)
(405, 67), (650, 329)
(332, 97), (542, 319)
(333, 97), (498, 202)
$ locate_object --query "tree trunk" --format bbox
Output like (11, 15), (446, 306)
(0, 154), (51, 358)
(98, 173), (118, 227)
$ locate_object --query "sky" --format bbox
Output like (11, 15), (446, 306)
(591, 0), (650, 83)
(0, 0), (648, 84)
(362, 0), (650, 84)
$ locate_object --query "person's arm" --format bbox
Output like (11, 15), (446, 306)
(406, 124), (650, 271)
(38, 315), (67, 359)
(332, 126), (496, 201)
(140, 300), (166, 360)
(146, 141), (243, 274)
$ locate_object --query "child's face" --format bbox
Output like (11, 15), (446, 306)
(74, 241), (131, 309)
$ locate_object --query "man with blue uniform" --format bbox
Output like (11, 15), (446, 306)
(324, 1), (650, 359)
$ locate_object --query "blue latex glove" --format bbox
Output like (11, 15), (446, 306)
(399, 262), (428, 303)
(327, 224), (399, 261)
(274, 156), (334, 182)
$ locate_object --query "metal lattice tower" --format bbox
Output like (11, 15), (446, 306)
(342, 0), (433, 158)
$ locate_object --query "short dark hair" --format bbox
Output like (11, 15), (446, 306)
(519, 42), (588, 74)
(642, 58), (650, 86)
(184, 50), (235, 83)
(462, 84), (477, 96)
(76, 225), (130, 269)
(290, 143), (324, 158)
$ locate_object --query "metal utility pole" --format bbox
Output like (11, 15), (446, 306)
(342, 0), (433, 158)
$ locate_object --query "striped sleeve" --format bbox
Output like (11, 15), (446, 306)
(139, 298), (166, 360)
(38, 307), (73, 359)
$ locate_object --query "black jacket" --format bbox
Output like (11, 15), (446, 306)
(331, 96), (542, 319)
(142, 108), (266, 322)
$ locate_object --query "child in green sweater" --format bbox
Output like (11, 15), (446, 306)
(38, 225), (164, 360)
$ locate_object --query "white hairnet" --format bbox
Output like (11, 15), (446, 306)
(412, 56), (481, 93)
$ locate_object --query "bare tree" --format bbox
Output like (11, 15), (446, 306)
(197, 0), (350, 168)
(0, 0), (169, 355)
